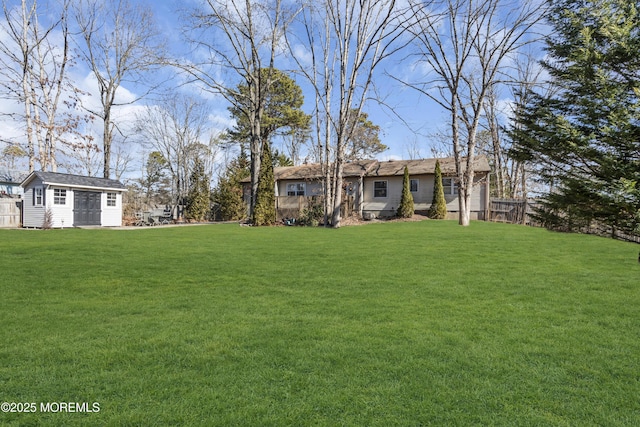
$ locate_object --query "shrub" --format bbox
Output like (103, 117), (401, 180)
(397, 166), (414, 218)
(42, 207), (53, 229)
(428, 160), (447, 219)
(298, 200), (324, 227)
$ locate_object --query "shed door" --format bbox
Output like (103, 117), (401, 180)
(74, 191), (101, 226)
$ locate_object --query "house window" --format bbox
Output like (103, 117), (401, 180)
(107, 192), (117, 207)
(53, 189), (66, 205)
(34, 187), (43, 206)
(374, 181), (387, 198)
(442, 178), (459, 195)
(286, 183), (305, 196)
(410, 179), (419, 193)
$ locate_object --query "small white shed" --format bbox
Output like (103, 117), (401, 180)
(21, 171), (127, 228)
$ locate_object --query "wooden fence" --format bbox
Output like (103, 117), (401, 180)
(0, 198), (21, 228)
(275, 195), (354, 221)
(489, 198), (640, 244)
(489, 198), (539, 226)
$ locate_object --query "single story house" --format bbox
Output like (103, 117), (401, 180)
(21, 171), (127, 228)
(243, 156), (491, 220)
(0, 168), (28, 197)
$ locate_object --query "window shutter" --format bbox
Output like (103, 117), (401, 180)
(32, 188), (35, 206)
(42, 188), (45, 206)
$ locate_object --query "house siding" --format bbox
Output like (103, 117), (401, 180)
(363, 172), (488, 219)
(276, 180), (324, 197)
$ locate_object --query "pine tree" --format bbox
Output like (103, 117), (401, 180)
(185, 158), (210, 222)
(252, 141), (276, 226)
(510, 0), (640, 235)
(212, 153), (250, 221)
(397, 166), (414, 218)
(428, 160), (447, 219)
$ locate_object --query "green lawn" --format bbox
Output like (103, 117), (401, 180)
(0, 221), (638, 426)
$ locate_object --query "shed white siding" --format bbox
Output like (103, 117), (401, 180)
(47, 186), (74, 228)
(20, 172), (126, 228)
(22, 179), (46, 228)
(101, 191), (123, 227)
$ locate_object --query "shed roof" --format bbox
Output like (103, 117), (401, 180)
(21, 171), (127, 191)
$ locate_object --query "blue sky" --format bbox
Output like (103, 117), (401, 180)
(148, 0), (457, 161)
(0, 0), (546, 178)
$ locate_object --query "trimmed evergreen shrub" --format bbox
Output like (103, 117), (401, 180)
(397, 165), (415, 218)
(428, 160), (447, 219)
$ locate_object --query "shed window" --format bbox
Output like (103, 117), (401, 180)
(410, 179), (419, 193)
(54, 189), (66, 205)
(374, 181), (387, 198)
(442, 178), (459, 195)
(34, 187), (43, 206)
(107, 192), (117, 207)
(286, 183), (305, 196)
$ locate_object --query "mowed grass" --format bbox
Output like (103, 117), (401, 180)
(0, 221), (638, 426)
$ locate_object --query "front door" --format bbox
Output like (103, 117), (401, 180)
(74, 191), (101, 226)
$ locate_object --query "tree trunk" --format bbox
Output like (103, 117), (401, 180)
(103, 106), (112, 178)
(331, 154), (344, 228)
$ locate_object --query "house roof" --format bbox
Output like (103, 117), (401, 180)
(21, 171), (127, 191)
(367, 156), (491, 177)
(243, 156), (491, 182)
(274, 159), (378, 181)
(0, 168), (29, 185)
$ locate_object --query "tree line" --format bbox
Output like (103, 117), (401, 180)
(1, 0), (638, 233)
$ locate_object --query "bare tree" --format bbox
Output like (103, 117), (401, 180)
(0, 0), (85, 172)
(403, 0), (545, 225)
(135, 94), (213, 219)
(74, 0), (165, 178)
(288, 0), (412, 227)
(180, 0), (296, 220)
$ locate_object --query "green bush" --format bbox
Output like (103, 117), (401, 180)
(298, 201), (324, 227)
(397, 166), (414, 218)
(428, 160), (447, 219)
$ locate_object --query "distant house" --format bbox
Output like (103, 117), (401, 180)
(242, 156), (491, 220)
(0, 168), (28, 197)
(21, 171), (127, 228)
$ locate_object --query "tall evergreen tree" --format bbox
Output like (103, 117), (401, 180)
(397, 166), (415, 218)
(186, 158), (210, 222)
(212, 152), (250, 221)
(510, 0), (640, 235)
(428, 160), (448, 219)
(252, 141), (276, 226)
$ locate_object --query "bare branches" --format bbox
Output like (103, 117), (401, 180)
(74, 0), (166, 178)
(180, 0), (297, 219)
(0, 0), (92, 172)
(401, 0), (546, 225)
(287, 0), (408, 227)
(135, 93), (212, 218)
